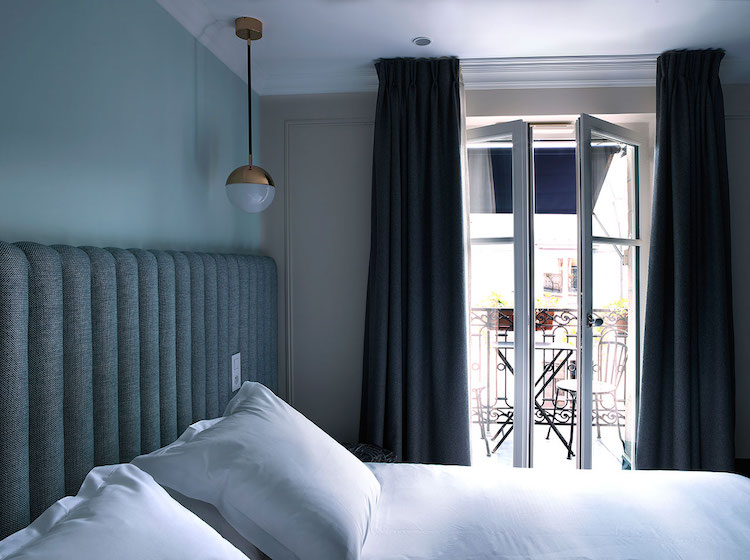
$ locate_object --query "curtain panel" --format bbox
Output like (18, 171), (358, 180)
(359, 58), (470, 465)
(637, 49), (735, 471)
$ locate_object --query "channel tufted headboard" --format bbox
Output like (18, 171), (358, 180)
(0, 242), (277, 538)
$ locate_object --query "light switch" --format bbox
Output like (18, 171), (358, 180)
(231, 353), (241, 392)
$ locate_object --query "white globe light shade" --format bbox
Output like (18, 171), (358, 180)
(226, 182), (275, 213)
(225, 164), (275, 213)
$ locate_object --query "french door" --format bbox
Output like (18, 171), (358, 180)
(467, 115), (644, 470)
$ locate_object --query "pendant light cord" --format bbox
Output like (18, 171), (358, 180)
(247, 41), (253, 167)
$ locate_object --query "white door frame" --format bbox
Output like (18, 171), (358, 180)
(467, 121), (534, 468)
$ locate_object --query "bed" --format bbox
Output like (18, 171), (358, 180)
(1, 241), (749, 560)
(129, 383), (750, 560)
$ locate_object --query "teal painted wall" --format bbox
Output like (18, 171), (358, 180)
(0, 0), (262, 251)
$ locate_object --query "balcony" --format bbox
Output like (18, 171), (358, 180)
(469, 307), (632, 470)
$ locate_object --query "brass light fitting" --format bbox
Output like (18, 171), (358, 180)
(225, 17), (275, 213)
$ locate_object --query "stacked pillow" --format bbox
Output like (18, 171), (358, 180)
(0, 464), (250, 560)
(133, 381), (382, 560)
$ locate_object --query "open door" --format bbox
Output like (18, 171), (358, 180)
(577, 114), (644, 470)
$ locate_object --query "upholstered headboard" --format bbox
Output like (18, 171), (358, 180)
(0, 242), (277, 538)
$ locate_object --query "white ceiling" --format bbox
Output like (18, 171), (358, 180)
(156, 0), (750, 95)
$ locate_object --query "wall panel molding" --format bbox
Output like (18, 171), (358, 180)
(283, 118), (374, 410)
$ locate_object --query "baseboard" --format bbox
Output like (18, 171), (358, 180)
(735, 458), (750, 478)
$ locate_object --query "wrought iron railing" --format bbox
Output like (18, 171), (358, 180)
(469, 307), (629, 456)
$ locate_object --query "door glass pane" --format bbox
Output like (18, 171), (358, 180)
(467, 135), (515, 467)
(531, 124), (579, 470)
(591, 135), (636, 239)
(591, 242), (638, 470)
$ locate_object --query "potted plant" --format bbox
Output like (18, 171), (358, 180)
(480, 291), (513, 331)
(603, 298), (629, 332)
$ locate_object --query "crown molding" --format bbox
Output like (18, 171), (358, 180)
(461, 54), (658, 90)
(462, 54), (658, 73)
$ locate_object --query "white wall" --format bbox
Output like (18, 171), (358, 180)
(258, 84), (750, 461)
(259, 93), (376, 442)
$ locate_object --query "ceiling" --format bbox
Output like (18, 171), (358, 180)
(155, 0), (750, 95)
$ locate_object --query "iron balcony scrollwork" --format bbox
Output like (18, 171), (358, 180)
(469, 307), (629, 457)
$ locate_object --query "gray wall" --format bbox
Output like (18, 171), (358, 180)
(259, 85), (750, 460)
(259, 93), (376, 442)
(725, 85), (750, 460)
(0, 0), (261, 252)
(466, 86), (657, 118)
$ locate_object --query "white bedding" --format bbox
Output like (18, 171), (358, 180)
(0, 464), (250, 560)
(362, 463), (750, 560)
(133, 382), (381, 560)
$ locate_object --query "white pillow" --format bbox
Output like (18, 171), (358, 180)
(0, 464), (249, 560)
(133, 381), (381, 560)
(129, 418), (269, 559)
(164, 488), (270, 560)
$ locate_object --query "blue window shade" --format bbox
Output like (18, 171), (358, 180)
(533, 148), (577, 214)
(489, 147), (577, 214)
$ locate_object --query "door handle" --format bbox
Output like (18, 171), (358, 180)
(586, 313), (603, 328)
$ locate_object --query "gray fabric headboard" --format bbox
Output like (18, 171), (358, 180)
(0, 242), (277, 538)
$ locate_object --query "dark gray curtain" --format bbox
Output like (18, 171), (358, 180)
(359, 58), (470, 465)
(637, 50), (735, 471)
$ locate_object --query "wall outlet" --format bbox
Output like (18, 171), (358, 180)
(231, 353), (241, 392)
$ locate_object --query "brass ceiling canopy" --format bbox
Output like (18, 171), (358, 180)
(235, 17), (263, 42)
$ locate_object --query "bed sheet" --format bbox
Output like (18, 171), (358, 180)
(362, 463), (750, 560)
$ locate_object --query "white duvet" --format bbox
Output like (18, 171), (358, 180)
(362, 463), (750, 560)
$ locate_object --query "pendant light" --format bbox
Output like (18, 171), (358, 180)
(225, 17), (275, 213)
